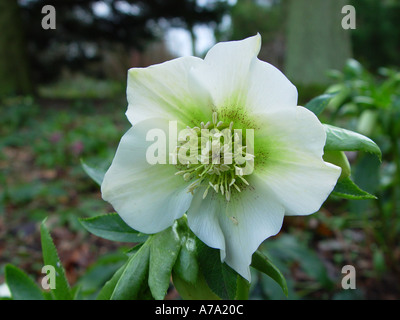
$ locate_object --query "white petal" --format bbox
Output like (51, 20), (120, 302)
(186, 190), (227, 260)
(244, 58), (298, 115)
(101, 118), (193, 234)
(126, 56), (213, 127)
(191, 34), (297, 115)
(191, 34), (261, 108)
(0, 283), (11, 298)
(254, 106), (341, 216)
(187, 177), (285, 281)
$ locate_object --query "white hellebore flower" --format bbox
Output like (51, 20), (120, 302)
(101, 34), (341, 281)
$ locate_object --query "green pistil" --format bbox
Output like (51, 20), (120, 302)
(175, 112), (254, 201)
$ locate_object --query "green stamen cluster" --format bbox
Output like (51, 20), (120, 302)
(175, 112), (254, 201)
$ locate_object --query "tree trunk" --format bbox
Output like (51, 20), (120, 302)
(284, 0), (352, 86)
(0, 0), (33, 98)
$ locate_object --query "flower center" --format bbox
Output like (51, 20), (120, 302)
(175, 112), (255, 201)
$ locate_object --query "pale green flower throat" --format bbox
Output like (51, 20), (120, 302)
(175, 112), (255, 202)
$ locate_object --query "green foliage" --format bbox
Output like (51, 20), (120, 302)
(172, 271), (220, 300)
(305, 90), (382, 200)
(81, 215), (288, 300)
(323, 124), (382, 160)
(95, 264), (127, 300)
(80, 213), (148, 243)
(195, 239), (239, 300)
(4, 265), (45, 300)
(111, 242), (151, 300)
(173, 233), (198, 285)
(75, 251), (127, 299)
(78, 211), (290, 300)
(332, 177), (376, 200)
(80, 159), (106, 186)
(40, 220), (73, 300)
(325, 59), (400, 276)
(304, 92), (338, 116)
(250, 251), (288, 297)
(306, 89), (380, 200)
(4, 220), (73, 300)
(148, 227), (181, 300)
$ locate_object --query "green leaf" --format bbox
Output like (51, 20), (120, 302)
(125, 243), (144, 256)
(251, 250), (288, 297)
(344, 58), (364, 77)
(235, 275), (250, 300)
(78, 252), (127, 298)
(332, 176), (377, 200)
(173, 236), (198, 284)
(40, 220), (73, 300)
(148, 225), (181, 300)
(172, 271), (220, 300)
(111, 241), (150, 300)
(304, 93), (337, 116)
(196, 239), (238, 300)
(5, 264), (45, 300)
(96, 264), (127, 300)
(71, 285), (82, 300)
(79, 213), (148, 243)
(172, 217), (199, 285)
(352, 153), (380, 194)
(80, 159), (105, 186)
(323, 150), (351, 180)
(323, 124), (382, 161)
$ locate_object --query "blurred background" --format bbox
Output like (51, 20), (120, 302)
(0, 0), (399, 300)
